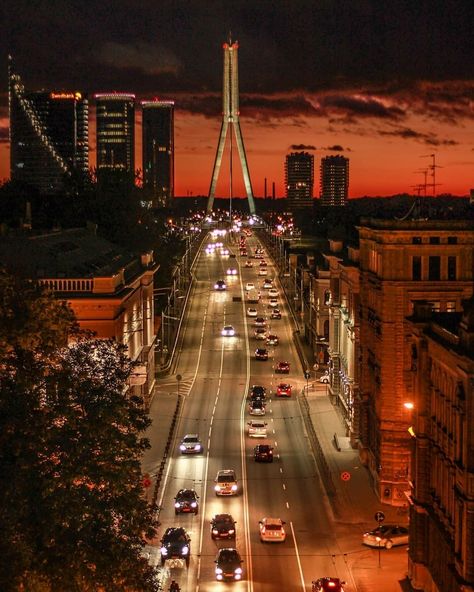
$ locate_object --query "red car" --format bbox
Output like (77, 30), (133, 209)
(276, 383), (292, 397)
(275, 361), (290, 374)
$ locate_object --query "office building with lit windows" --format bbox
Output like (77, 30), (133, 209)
(142, 100), (174, 206)
(320, 155), (349, 206)
(285, 151), (314, 210)
(95, 93), (135, 178)
(9, 59), (89, 194)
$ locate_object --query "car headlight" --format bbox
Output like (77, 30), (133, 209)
(191, 502), (197, 508)
(228, 529), (235, 534)
(215, 567), (223, 575)
(179, 444), (186, 451)
(235, 567), (242, 575)
(214, 484), (220, 491)
(212, 528), (219, 535)
(181, 546), (189, 555)
(231, 484), (238, 491)
(160, 547), (168, 556)
(174, 502), (181, 508)
(195, 444), (201, 450)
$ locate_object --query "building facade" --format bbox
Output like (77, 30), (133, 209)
(142, 100), (174, 207)
(285, 152), (314, 210)
(0, 228), (158, 405)
(95, 93), (135, 178)
(9, 60), (89, 194)
(357, 219), (474, 505)
(320, 155), (349, 207)
(408, 300), (474, 592)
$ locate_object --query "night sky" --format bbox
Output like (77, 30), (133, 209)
(1, 0), (474, 197)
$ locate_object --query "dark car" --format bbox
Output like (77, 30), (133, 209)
(275, 361), (290, 373)
(174, 489), (199, 515)
(215, 548), (243, 581)
(255, 348), (269, 361)
(214, 279), (226, 291)
(254, 444), (274, 462)
(250, 385), (266, 402)
(249, 399), (266, 415)
(160, 527), (191, 566)
(312, 578), (346, 592)
(271, 309), (282, 320)
(210, 514), (236, 540)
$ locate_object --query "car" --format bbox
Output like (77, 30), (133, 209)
(247, 419), (267, 438)
(214, 280), (226, 291)
(214, 469), (238, 496)
(268, 298), (279, 308)
(255, 348), (269, 361)
(262, 280), (273, 289)
(245, 260), (253, 268)
(254, 328), (267, 340)
(266, 334), (279, 346)
(254, 444), (273, 462)
(249, 399), (266, 415)
(259, 517), (286, 542)
(160, 527), (191, 566)
(276, 383), (292, 397)
(249, 385), (266, 402)
(221, 325), (236, 337)
(210, 514), (236, 540)
(215, 548), (243, 581)
(179, 434), (202, 454)
(247, 307), (258, 317)
(362, 524), (409, 549)
(174, 489), (199, 515)
(220, 248), (229, 256)
(271, 309), (282, 320)
(275, 361), (290, 373)
(240, 250), (247, 257)
(319, 372), (330, 383)
(268, 288), (279, 297)
(254, 317), (266, 327)
(258, 268), (268, 276)
(312, 578), (346, 592)
(245, 282), (255, 291)
(226, 267), (237, 276)
(259, 260), (267, 267)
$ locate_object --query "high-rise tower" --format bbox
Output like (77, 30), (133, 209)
(285, 151), (314, 210)
(207, 38), (255, 215)
(8, 57), (89, 194)
(95, 93), (135, 178)
(320, 155), (349, 206)
(142, 100), (174, 207)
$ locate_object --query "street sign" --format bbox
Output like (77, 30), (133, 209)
(176, 374), (182, 382)
(374, 511), (385, 523)
(304, 370), (311, 380)
(341, 471), (351, 481)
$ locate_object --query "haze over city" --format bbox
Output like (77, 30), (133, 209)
(1, 0), (474, 198)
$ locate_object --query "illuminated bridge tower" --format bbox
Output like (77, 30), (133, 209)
(207, 38), (256, 215)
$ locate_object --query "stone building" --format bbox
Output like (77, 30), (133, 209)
(357, 219), (474, 505)
(0, 227), (159, 405)
(407, 299), (474, 592)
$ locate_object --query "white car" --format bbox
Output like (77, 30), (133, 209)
(214, 469), (238, 496)
(220, 248), (229, 256)
(268, 288), (279, 297)
(179, 434), (202, 454)
(249, 400), (266, 416)
(221, 325), (236, 337)
(247, 420), (267, 438)
(268, 298), (278, 307)
(245, 282), (255, 291)
(247, 308), (258, 317)
(262, 280), (273, 289)
(254, 328), (267, 340)
(319, 372), (330, 383)
(226, 268), (237, 276)
(258, 268), (268, 276)
(259, 517), (286, 543)
(362, 525), (409, 549)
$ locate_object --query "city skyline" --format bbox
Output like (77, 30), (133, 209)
(1, 1), (474, 198)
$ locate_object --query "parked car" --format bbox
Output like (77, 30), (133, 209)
(275, 361), (290, 373)
(210, 514), (236, 540)
(215, 548), (243, 581)
(160, 527), (191, 566)
(362, 524), (409, 549)
(319, 372), (330, 383)
(259, 517), (286, 542)
(254, 444), (273, 462)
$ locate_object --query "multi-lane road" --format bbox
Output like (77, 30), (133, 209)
(155, 231), (351, 591)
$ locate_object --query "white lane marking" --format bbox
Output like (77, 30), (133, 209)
(274, 441), (278, 447)
(280, 467), (283, 473)
(208, 426), (212, 437)
(286, 502), (290, 509)
(282, 483), (286, 490)
(290, 521), (306, 591)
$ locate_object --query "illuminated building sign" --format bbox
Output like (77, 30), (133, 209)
(50, 92), (82, 100)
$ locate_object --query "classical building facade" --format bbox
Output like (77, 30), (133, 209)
(357, 219), (474, 505)
(0, 227), (158, 405)
(407, 299), (474, 592)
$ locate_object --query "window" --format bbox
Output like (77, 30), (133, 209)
(430, 301), (440, 312)
(447, 236), (457, 244)
(446, 301), (456, 313)
(429, 236), (440, 244)
(412, 237), (422, 244)
(428, 256), (441, 280)
(412, 256), (422, 280)
(448, 256), (457, 281)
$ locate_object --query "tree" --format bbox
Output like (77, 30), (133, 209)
(0, 273), (159, 591)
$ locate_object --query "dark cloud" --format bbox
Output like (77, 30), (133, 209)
(380, 127), (459, 147)
(318, 95), (405, 120)
(324, 145), (345, 151)
(99, 41), (182, 76)
(289, 144), (316, 150)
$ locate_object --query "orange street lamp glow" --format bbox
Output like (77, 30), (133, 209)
(404, 402), (414, 410)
